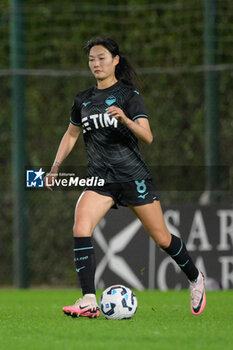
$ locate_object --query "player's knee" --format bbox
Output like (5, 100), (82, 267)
(73, 221), (92, 237)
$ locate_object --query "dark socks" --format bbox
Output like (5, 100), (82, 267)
(73, 237), (96, 295)
(163, 234), (199, 282)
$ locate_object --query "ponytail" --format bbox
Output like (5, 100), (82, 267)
(85, 36), (141, 88)
(115, 52), (140, 88)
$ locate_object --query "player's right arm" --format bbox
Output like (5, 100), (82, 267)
(44, 123), (81, 190)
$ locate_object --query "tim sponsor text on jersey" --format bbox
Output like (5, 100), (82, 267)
(82, 113), (118, 133)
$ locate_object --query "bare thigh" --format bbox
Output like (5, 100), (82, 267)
(130, 201), (171, 248)
(73, 190), (114, 237)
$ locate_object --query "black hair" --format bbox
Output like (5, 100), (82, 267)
(84, 36), (140, 88)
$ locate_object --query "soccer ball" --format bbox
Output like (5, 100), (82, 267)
(100, 285), (137, 319)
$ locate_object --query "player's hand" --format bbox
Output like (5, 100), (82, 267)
(44, 165), (59, 191)
(107, 106), (130, 125)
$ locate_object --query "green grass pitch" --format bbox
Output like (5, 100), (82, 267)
(0, 289), (232, 350)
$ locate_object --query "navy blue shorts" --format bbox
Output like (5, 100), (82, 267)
(84, 178), (159, 209)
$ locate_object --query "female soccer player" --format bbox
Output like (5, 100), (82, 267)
(45, 37), (206, 318)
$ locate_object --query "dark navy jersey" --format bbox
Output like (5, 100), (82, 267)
(70, 80), (151, 183)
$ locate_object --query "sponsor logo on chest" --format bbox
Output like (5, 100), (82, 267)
(82, 113), (118, 133)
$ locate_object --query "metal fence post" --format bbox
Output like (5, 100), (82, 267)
(10, 0), (29, 288)
(204, 0), (220, 203)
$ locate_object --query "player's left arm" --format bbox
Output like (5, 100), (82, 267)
(107, 106), (153, 144)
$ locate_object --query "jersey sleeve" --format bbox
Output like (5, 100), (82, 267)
(70, 97), (82, 126)
(124, 90), (148, 121)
